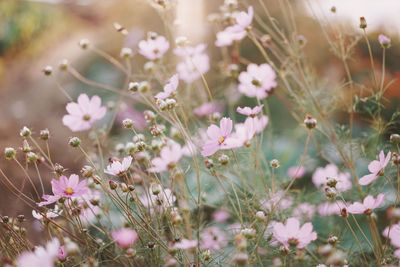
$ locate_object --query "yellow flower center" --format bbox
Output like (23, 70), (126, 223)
(82, 114), (91, 121)
(64, 187), (74, 195)
(218, 136), (225, 145)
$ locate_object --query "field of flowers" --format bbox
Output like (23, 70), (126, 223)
(1, 0), (400, 266)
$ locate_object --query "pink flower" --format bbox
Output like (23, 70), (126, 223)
(250, 115), (269, 133)
(378, 34), (391, 47)
(200, 227), (227, 251)
(112, 228), (138, 249)
(174, 239), (198, 250)
(272, 217), (317, 249)
(238, 64), (277, 99)
(175, 45), (210, 83)
(155, 74), (179, 100)
(148, 142), (183, 172)
(229, 118), (256, 147)
(105, 156), (132, 176)
(383, 223), (400, 248)
(317, 201), (347, 217)
(292, 203), (315, 220)
(347, 194), (385, 215)
(38, 174), (88, 206)
(261, 190), (293, 211)
(140, 188), (176, 209)
(212, 209), (230, 222)
(193, 102), (224, 117)
(57, 246), (67, 262)
(138, 33), (169, 60)
(215, 7), (254, 47)
(287, 165), (306, 179)
(62, 94), (106, 132)
(312, 164), (352, 192)
(359, 150), (391, 186)
(236, 105), (263, 117)
(17, 238), (60, 267)
(201, 117), (236, 157)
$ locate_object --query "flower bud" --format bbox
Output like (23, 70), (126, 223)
(144, 110), (156, 123)
(109, 180), (118, 190)
(241, 228), (256, 239)
(139, 81), (150, 93)
(42, 66), (53, 76)
(330, 6), (336, 13)
(260, 34), (272, 48)
(151, 183), (162, 195)
(22, 140), (32, 153)
(81, 165), (94, 178)
(340, 208), (348, 218)
(165, 98), (177, 109)
(27, 152), (38, 163)
(325, 187), (337, 199)
(227, 64), (239, 78)
(17, 215), (25, 223)
(128, 82), (139, 93)
(393, 152), (400, 165)
(20, 126), (32, 138)
(378, 34), (391, 48)
(175, 36), (189, 47)
(234, 233), (247, 251)
(233, 252), (248, 266)
(79, 39), (90, 49)
(390, 134), (400, 144)
(204, 158), (214, 169)
(255, 211), (266, 221)
(144, 61), (155, 73)
(304, 115), (317, 129)
(270, 159), (280, 168)
(39, 129), (50, 140)
(4, 147), (16, 160)
(59, 59), (69, 71)
(120, 183), (129, 193)
(120, 47), (133, 59)
(326, 177), (337, 188)
(359, 17), (367, 29)
(122, 119), (134, 129)
(68, 137), (81, 147)
(157, 99), (168, 111)
(54, 163), (65, 175)
(218, 154), (229, 165)
(327, 235), (338, 245)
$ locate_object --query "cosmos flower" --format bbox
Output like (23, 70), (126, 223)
(175, 44), (210, 83)
(17, 238), (61, 267)
(111, 228), (138, 249)
(201, 117), (236, 157)
(38, 175), (88, 206)
(174, 239), (198, 250)
(272, 217), (317, 249)
(148, 142), (183, 172)
(347, 194), (385, 215)
(236, 105), (263, 117)
(138, 33), (169, 60)
(140, 188), (176, 209)
(359, 150), (391, 186)
(238, 63), (277, 99)
(104, 156), (132, 176)
(32, 205), (62, 220)
(155, 74), (179, 100)
(317, 201), (347, 217)
(287, 165), (306, 179)
(312, 164), (352, 192)
(200, 227), (228, 251)
(62, 94), (106, 132)
(193, 101), (224, 117)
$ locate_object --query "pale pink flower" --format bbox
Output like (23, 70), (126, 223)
(193, 102), (224, 117)
(117, 103), (146, 131)
(155, 74), (179, 100)
(17, 238), (60, 267)
(383, 223), (400, 248)
(228, 118), (256, 147)
(77, 190), (102, 224)
(261, 190), (293, 212)
(104, 156), (132, 176)
(174, 43), (207, 57)
(138, 33), (169, 60)
(359, 150), (391, 186)
(212, 209), (230, 223)
(140, 188), (176, 209)
(112, 228), (138, 249)
(200, 227), (228, 251)
(62, 94), (106, 132)
(272, 217), (317, 249)
(57, 246), (67, 262)
(292, 203), (315, 220)
(312, 164), (352, 192)
(238, 64), (277, 99)
(174, 239), (198, 250)
(287, 165), (306, 179)
(148, 142), (183, 172)
(378, 34), (391, 47)
(236, 105), (263, 117)
(347, 194), (385, 215)
(201, 117), (236, 157)
(234, 6), (254, 29)
(250, 115), (269, 133)
(317, 201), (347, 217)
(38, 174), (88, 206)
(176, 52), (210, 83)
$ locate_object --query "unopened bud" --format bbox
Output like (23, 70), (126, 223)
(326, 177), (337, 188)
(120, 47), (133, 59)
(128, 82), (139, 93)
(27, 152), (38, 163)
(39, 129), (50, 140)
(151, 183), (162, 195)
(359, 17), (367, 29)
(328, 235), (338, 245)
(304, 115), (317, 129)
(378, 34), (391, 48)
(79, 39), (90, 49)
(122, 119), (134, 129)
(204, 159), (214, 169)
(42, 66), (53, 76)
(59, 59), (68, 71)
(390, 134), (400, 144)
(218, 154), (229, 165)
(255, 211), (266, 221)
(4, 147), (16, 160)
(68, 137), (81, 147)
(139, 81), (150, 93)
(109, 180), (118, 190)
(175, 36), (189, 47)
(81, 165), (94, 178)
(325, 187), (337, 199)
(270, 159), (280, 168)
(144, 61), (155, 73)
(54, 163), (65, 175)
(20, 126), (31, 138)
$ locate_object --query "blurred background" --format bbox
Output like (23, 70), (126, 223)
(1, 0), (400, 233)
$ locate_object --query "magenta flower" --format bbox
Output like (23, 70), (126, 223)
(148, 142), (183, 172)
(272, 217), (317, 249)
(200, 227), (227, 251)
(111, 228), (138, 249)
(312, 164), (352, 192)
(201, 117), (236, 157)
(236, 105), (263, 117)
(174, 239), (198, 250)
(238, 63), (277, 99)
(138, 33), (169, 60)
(193, 101), (224, 117)
(347, 194), (385, 215)
(38, 174), (88, 206)
(62, 94), (106, 132)
(155, 74), (179, 100)
(287, 165), (306, 179)
(359, 150), (391, 186)
(105, 156), (132, 176)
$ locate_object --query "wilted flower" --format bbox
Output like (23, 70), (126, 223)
(62, 94), (106, 132)
(359, 150), (391, 186)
